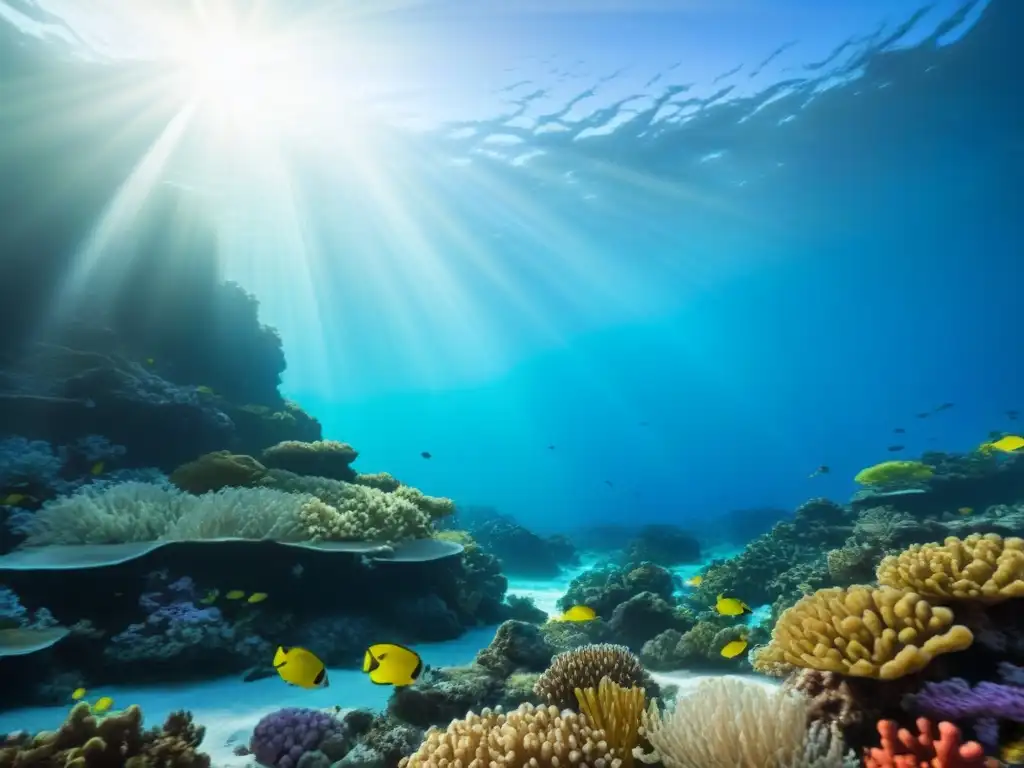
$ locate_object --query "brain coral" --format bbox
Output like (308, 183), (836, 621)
(752, 585), (972, 680)
(398, 703), (622, 768)
(534, 644), (649, 709)
(877, 533), (1024, 604)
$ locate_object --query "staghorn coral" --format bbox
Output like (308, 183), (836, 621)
(876, 533), (1024, 604)
(863, 718), (996, 768)
(633, 677), (854, 768)
(397, 703), (624, 768)
(574, 678), (645, 768)
(855, 461), (934, 488)
(534, 644), (651, 710)
(753, 586), (973, 680)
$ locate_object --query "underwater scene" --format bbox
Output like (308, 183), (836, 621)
(1, 0), (1023, 766)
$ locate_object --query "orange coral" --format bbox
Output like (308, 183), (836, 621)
(863, 718), (997, 768)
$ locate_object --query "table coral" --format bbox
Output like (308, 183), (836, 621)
(863, 718), (997, 768)
(261, 440), (358, 481)
(877, 534), (1024, 604)
(754, 586), (973, 680)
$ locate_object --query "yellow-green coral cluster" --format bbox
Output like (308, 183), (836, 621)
(854, 460), (933, 487)
(876, 533), (1024, 603)
(752, 585), (972, 680)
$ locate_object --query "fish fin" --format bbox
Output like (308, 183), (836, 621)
(411, 657), (424, 681)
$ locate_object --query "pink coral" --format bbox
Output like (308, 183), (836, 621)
(863, 718), (998, 768)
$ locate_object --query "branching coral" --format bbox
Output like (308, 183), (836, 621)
(534, 644), (650, 710)
(876, 534), (1024, 604)
(753, 586), (973, 680)
(863, 718), (996, 768)
(633, 677), (854, 768)
(574, 678), (645, 768)
(398, 703), (623, 768)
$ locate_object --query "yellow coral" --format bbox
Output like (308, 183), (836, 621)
(854, 460), (933, 487)
(399, 703), (622, 768)
(877, 533), (1024, 603)
(575, 678), (645, 768)
(754, 585), (972, 680)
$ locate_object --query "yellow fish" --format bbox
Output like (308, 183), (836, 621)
(684, 575), (702, 587)
(90, 462), (104, 476)
(273, 647), (329, 689)
(720, 636), (748, 659)
(198, 589), (219, 605)
(715, 594), (751, 617)
(958, 507), (973, 515)
(145, 358), (155, 366)
(990, 435), (1024, 453)
(196, 385), (216, 395)
(247, 592), (268, 604)
(555, 605), (597, 622)
(363, 643), (424, 687)
(71, 687), (87, 701)
(225, 590), (246, 600)
(92, 697), (114, 714)
(2, 494), (30, 506)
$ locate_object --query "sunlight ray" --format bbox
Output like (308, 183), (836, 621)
(50, 102), (198, 320)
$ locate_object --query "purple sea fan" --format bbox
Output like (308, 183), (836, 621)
(250, 707), (344, 768)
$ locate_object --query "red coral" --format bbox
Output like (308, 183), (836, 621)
(863, 718), (998, 768)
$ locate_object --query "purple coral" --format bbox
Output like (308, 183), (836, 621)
(250, 708), (343, 768)
(905, 672), (1024, 753)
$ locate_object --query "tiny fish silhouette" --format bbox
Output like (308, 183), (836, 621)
(916, 412), (930, 419)
(893, 427), (905, 434)
(604, 480), (613, 488)
(547, 445), (555, 450)
(1008, 410), (1020, 421)
(934, 402), (954, 412)
(420, 451), (431, 459)
(887, 445), (904, 452)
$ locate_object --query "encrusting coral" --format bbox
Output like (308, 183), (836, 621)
(397, 703), (624, 768)
(260, 440), (359, 481)
(0, 701), (209, 768)
(752, 585), (973, 680)
(876, 533), (1024, 604)
(534, 644), (651, 709)
(633, 677), (854, 768)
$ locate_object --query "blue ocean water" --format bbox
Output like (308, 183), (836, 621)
(2, 0), (1017, 537)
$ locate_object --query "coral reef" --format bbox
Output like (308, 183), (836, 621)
(448, 507), (578, 577)
(863, 718), (996, 768)
(0, 701), (209, 768)
(621, 524), (701, 567)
